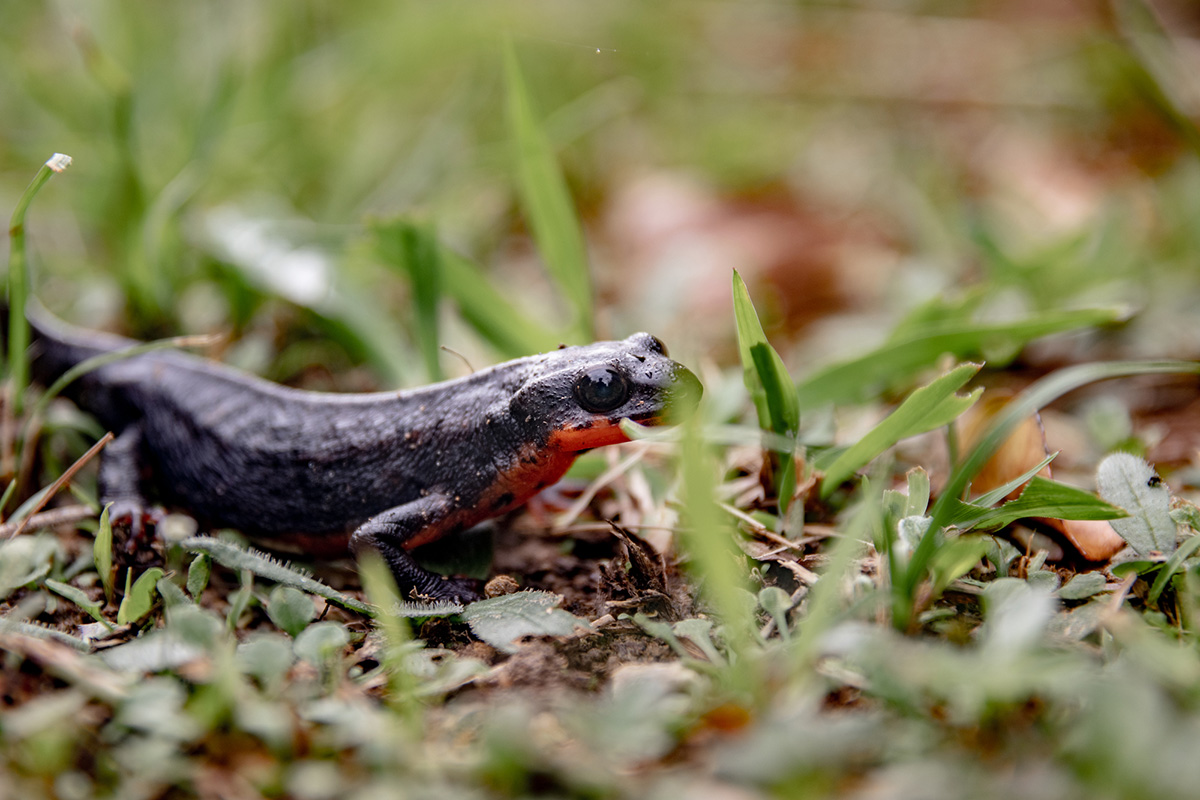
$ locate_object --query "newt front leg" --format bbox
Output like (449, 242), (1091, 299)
(349, 493), (485, 604)
(98, 422), (162, 550)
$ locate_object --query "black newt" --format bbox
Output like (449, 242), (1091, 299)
(25, 304), (702, 602)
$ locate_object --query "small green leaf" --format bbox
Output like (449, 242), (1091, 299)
(155, 577), (191, 608)
(905, 469), (931, 517)
(928, 536), (991, 595)
(1058, 572), (1108, 600)
(117, 567), (164, 625)
(236, 633), (296, 687)
(186, 554), (210, 600)
(227, 569), (254, 630)
(969, 452), (1058, 510)
(757, 587), (793, 642)
(267, 585), (316, 637)
(293, 621), (350, 665)
(1096, 453), (1176, 556)
(0, 535), (58, 600)
(1148, 535), (1200, 606)
(503, 39), (593, 341)
(949, 476), (1127, 532)
(1171, 504), (1200, 532)
(461, 590), (588, 654)
(44, 579), (106, 625)
(820, 363), (982, 497)
(94, 504), (114, 604)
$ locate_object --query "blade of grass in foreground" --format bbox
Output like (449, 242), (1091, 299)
(503, 39), (593, 343)
(678, 418), (755, 692)
(896, 359), (1200, 630)
(358, 553), (422, 729)
(7, 154), (72, 416)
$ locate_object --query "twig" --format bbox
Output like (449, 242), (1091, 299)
(554, 442), (650, 530)
(0, 630), (130, 703)
(8, 432), (112, 538)
(0, 504), (96, 538)
(0, 383), (14, 481)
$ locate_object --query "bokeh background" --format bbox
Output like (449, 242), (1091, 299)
(4, 0), (1200, 393)
(11, 5), (1200, 798)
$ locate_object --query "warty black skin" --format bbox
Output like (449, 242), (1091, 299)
(27, 305), (702, 602)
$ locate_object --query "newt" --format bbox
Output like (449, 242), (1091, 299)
(24, 304), (702, 602)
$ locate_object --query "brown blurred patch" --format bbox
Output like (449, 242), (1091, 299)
(601, 172), (900, 354)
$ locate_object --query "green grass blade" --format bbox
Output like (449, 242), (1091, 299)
(95, 504), (114, 605)
(732, 271), (800, 512)
(797, 307), (1129, 410)
(358, 553), (421, 726)
(678, 418), (754, 682)
(440, 251), (560, 357)
(7, 154), (72, 415)
(949, 476), (1127, 532)
(732, 270), (799, 437)
(820, 363), (981, 497)
(116, 567), (163, 625)
(373, 219), (445, 381)
(1148, 535), (1200, 606)
(503, 39), (593, 342)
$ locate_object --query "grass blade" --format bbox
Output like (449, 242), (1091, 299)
(797, 307), (1129, 410)
(732, 271), (800, 513)
(95, 504), (114, 605)
(948, 476), (1127, 532)
(678, 418), (755, 686)
(374, 219), (444, 381)
(1148, 535), (1200, 606)
(820, 363), (981, 497)
(503, 39), (593, 342)
(732, 271), (799, 437)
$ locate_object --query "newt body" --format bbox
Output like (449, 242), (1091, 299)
(27, 306), (701, 602)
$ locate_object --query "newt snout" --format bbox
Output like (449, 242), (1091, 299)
(522, 332), (702, 452)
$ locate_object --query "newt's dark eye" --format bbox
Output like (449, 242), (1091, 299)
(573, 367), (630, 413)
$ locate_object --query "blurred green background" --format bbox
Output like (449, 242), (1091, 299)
(4, 0), (1200, 388)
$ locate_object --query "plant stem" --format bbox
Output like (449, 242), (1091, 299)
(7, 153), (72, 416)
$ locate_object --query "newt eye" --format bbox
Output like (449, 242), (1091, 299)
(573, 367), (630, 413)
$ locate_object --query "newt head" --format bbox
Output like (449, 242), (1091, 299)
(510, 332), (702, 452)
